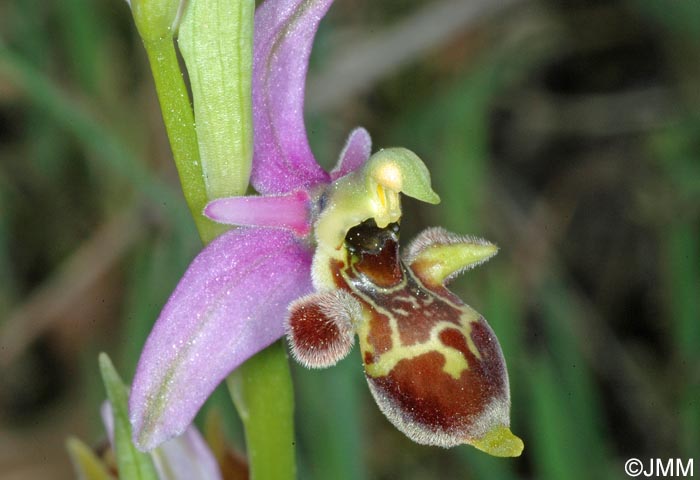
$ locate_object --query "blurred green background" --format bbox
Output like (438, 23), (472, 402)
(1, 0), (699, 478)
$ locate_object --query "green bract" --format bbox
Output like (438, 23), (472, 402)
(100, 354), (159, 480)
(179, 0), (254, 199)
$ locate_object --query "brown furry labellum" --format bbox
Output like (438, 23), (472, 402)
(285, 220), (523, 457)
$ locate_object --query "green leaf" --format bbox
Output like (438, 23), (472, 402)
(99, 353), (158, 480)
(178, 0), (254, 200)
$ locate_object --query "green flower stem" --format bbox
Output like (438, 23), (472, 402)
(227, 342), (296, 480)
(140, 36), (223, 241)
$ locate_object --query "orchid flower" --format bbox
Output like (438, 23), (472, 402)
(129, 0), (523, 458)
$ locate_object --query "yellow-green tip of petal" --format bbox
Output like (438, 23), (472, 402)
(471, 425), (524, 457)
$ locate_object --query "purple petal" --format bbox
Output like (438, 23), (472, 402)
(101, 401), (114, 445)
(251, 0), (334, 194)
(204, 190), (312, 236)
(130, 228), (313, 451)
(330, 127), (372, 181)
(153, 429), (222, 480)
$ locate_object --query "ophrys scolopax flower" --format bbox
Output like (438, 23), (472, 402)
(129, 0), (522, 458)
